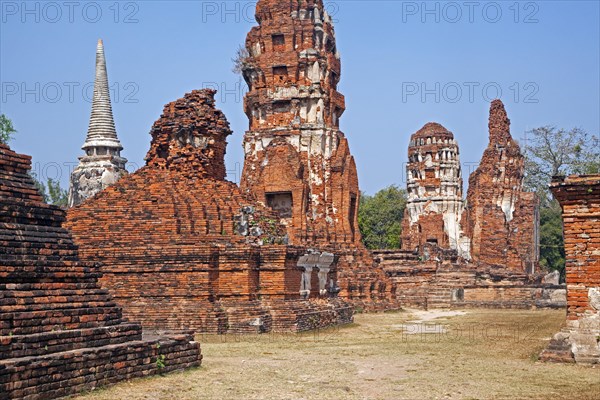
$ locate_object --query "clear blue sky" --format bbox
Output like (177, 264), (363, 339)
(1, 0), (599, 194)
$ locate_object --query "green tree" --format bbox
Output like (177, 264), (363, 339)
(0, 114), (17, 144)
(358, 185), (407, 250)
(523, 126), (599, 206)
(46, 178), (68, 207)
(523, 126), (599, 276)
(538, 201), (565, 278)
(29, 172), (68, 208)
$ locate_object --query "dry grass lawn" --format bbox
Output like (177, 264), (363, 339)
(76, 309), (600, 400)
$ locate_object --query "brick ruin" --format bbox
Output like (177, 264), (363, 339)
(66, 89), (353, 334)
(540, 175), (600, 364)
(0, 143), (200, 400)
(238, 0), (396, 309)
(401, 122), (470, 259)
(68, 40), (128, 207)
(382, 100), (560, 309)
(462, 99), (539, 273)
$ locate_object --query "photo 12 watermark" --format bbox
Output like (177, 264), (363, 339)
(202, 80), (248, 104)
(200, 1), (340, 24)
(401, 82), (540, 104)
(31, 160), (141, 184)
(1, 1), (140, 24)
(400, 1), (540, 24)
(1, 81), (140, 104)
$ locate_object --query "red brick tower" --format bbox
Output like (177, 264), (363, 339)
(239, 0), (360, 247)
(463, 100), (539, 272)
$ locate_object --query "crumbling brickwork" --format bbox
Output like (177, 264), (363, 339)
(66, 89), (353, 333)
(463, 100), (539, 272)
(541, 175), (600, 364)
(0, 143), (200, 400)
(401, 123), (470, 258)
(239, 0), (358, 246)
(237, 0), (397, 309)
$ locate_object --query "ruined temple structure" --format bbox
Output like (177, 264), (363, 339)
(463, 100), (539, 273)
(68, 39), (128, 207)
(238, 0), (396, 309)
(66, 89), (353, 333)
(0, 143), (200, 400)
(541, 175), (600, 364)
(380, 101), (558, 309)
(401, 123), (470, 259)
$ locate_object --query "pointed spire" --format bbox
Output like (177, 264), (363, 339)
(82, 39), (122, 151)
(488, 99), (512, 143)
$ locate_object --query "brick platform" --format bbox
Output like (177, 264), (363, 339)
(66, 90), (353, 334)
(375, 249), (565, 310)
(0, 143), (201, 400)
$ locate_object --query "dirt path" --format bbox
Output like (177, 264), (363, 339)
(76, 309), (600, 400)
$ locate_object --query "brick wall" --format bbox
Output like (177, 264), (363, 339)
(541, 175), (600, 364)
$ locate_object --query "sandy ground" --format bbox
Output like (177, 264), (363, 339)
(75, 309), (600, 400)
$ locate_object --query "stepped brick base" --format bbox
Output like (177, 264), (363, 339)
(0, 143), (201, 400)
(0, 333), (200, 400)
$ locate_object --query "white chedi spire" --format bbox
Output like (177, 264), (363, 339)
(68, 39), (127, 208)
(82, 39), (123, 152)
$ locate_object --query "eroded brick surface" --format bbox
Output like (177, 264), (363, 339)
(0, 143), (201, 400)
(463, 100), (539, 272)
(66, 89), (353, 333)
(540, 175), (600, 364)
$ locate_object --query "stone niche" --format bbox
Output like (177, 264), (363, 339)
(541, 175), (600, 364)
(0, 143), (200, 400)
(266, 192), (294, 218)
(66, 89), (353, 334)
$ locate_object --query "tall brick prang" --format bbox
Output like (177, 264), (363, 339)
(66, 89), (353, 333)
(68, 39), (128, 207)
(237, 0), (397, 309)
(401, 122), (470, 259)
(541, 175), (600, 364)
(463, 100), (539, 272)
(0, 143), (200, 400)
(239, 0), (358, 246)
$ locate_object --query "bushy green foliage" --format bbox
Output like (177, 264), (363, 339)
(29, 172), (68, 208)
(523, 126), (598, 276)
(524, 126), (599, 206)
(539, 201), (565, 278)
(0, 114), (17, 144)
(358, 185), (407, 250)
